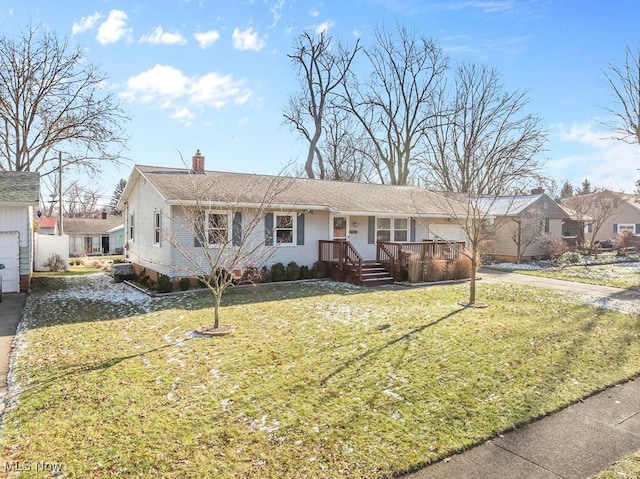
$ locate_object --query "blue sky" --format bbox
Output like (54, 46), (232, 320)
(2, 0), (640, 203)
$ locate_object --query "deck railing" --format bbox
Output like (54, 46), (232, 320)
(377, 240), (466, 280)
(318, 240), (363, 284)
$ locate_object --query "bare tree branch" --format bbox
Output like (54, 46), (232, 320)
(338, 25), (449, 185)
(0, 25), (129, 176)
(284, 31), (360, 179)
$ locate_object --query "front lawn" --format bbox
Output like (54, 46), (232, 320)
(2, 274), (640, 478)
(512, 262), (640, 290)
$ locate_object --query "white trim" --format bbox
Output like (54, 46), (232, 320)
(273, 213), (296, 246)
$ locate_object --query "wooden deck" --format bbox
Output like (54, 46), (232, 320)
(318, 240), (467, 285)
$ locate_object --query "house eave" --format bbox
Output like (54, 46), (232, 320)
(0, 202), (38, 207)
(166, 200), (339, 213)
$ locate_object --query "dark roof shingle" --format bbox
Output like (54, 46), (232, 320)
(133, 165), (468, 217)
(0, 172), (40, 205)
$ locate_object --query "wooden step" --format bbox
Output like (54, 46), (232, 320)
(350, 261), (394, 286)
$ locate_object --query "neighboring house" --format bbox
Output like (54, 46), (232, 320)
(562, 191), (640, 244)
(118, 151), (471, 285)
(106, 223), (125, 255)
(64, 212), (124, 256)
(479, 190), (570, 262)
(0, 171), (40, 293)
(38, 216), (59, 235)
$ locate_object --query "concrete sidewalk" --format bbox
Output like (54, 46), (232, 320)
(402, 269), (640, 479)
(0, 293), (25, 418)
(404, 378), (640, 478)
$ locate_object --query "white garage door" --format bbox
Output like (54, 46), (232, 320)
(0, 232), (20, 293)
(428, 224), (468, 243)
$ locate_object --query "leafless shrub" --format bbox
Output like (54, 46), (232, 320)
(43, 253), (66, 272)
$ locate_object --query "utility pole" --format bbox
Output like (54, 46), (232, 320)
(58, 151), (64, 235)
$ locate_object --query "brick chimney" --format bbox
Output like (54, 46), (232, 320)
(531, 187), (544, 195)
(192, 149), (205, 174)
(101, 209), (107, 220)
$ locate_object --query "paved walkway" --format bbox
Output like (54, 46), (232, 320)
(0, 293), (25, 418)
(403, 269), (640, 479)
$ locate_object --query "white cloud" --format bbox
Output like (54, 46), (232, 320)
(140, 26), (187, 45)
(97, 10), (131, 45)
(194, 30), (220, 48)
(232, 27), (267, 51)
(315, 20), (335, 34)
(189, 73), (252, 107)
(123, 65), (190, 104)
(310, 8), (320, 17)
(122, 64), (252, 124)
(172, 107), (195, 124)
(546, 122), (640, 193)
(72, 12), (101, 35)
(269, 0), (286, 28)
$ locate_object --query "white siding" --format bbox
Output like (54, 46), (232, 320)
(0, 206), (29, 244)
(0, 206), (33, 277)
(125, 177), (173, 275)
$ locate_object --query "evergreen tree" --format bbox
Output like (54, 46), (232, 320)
(576, 178), (593, 196)
(109, 179), (126, 214)
(559, 180), (574, 199)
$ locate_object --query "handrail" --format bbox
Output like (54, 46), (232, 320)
(318, 240), (363, 284)
(343, 241), (363, 285)
(376, 241), (397, 278)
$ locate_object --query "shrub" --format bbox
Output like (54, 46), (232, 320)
(156, 274), (173, 293)
(178, 277), (191, 291)
(310, 261), (326, 279)
(424, 258), (447, 282)
(452, 254), (472, 280)
(270, 262), (287, 282)
(615, 231), (635, 250)
(261, 266), (271, 283)
(241, 266), (262, 284)
(539, 234), (570, 261)
(299, 265), (310, 280)
(556, 251), (582, 265)
(138, 275), (150, 287)
(286, 261), (300, 281)
(43, 253), (66, 272)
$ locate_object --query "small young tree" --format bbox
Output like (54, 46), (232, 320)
(507, 206), (546, 263)
(562, 189), (620, 256)
(164, 162), (291, 331)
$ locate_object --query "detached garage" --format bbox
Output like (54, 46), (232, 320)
(0, 232), (19, 293)
(0, 172), (40, 293)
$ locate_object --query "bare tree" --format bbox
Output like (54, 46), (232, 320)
(164, 169), (292, 330)
(339, 25), (448, 185)
(320, 108), (372, 182)
(506, 206), (545, 264)
(64, 181), (105, 218)
(602, 44), (640, 200)
(284, 31), (360, 179)
(602, 44), (640, 145)
(562, 190), (620, 255)
(422, 62), (546, 305)
(423, 63), (546, 195)
(0, 26), (128, 176)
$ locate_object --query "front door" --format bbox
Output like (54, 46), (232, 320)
(333, 216), (348, 240)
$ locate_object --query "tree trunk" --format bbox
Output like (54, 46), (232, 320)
(469, 255), (477, 304)
(213, 294), (221, 329)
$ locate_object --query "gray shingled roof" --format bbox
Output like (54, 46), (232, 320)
(132, 165), (468, 217)
(0, 171), (40, 205)
(63, 217), (124, 235)
(478, 195), (543, 216)
(479, 194), (570, 219)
